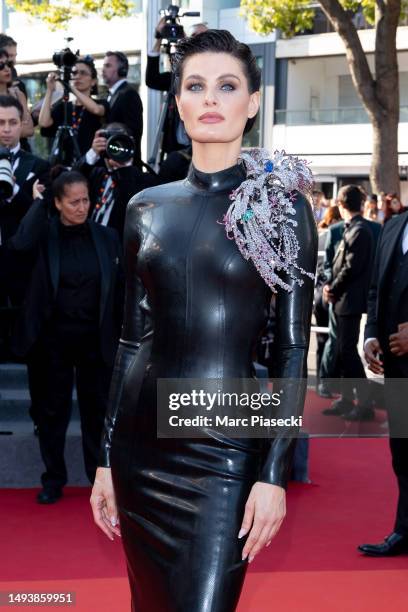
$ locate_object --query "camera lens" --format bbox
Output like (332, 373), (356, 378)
(106, 134), (135, 163)
(0, 147), (14, 199)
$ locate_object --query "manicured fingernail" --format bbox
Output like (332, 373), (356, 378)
(248, 555), (254, 563)
(238, 529), (246, 539)
(266, 541), (271, 547)
(242, 553), (247, 561)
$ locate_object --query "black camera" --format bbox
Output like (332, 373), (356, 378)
(159, 4), (200, 52)
(100, 130), (135, 163)
(52, 39), (80, 87)
(0, 146), (14, 200)
(52, 47), (78, 69)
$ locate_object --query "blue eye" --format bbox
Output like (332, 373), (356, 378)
(188, 82), (202, 91)
(221, 83), (235, 91)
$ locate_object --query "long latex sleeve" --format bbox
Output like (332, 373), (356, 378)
(259, 193), (318, 488)
(98, 196), (146, 467)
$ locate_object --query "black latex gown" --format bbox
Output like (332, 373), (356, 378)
(99, 162), (317, 612)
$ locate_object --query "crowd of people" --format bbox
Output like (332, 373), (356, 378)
(0, 29), (197, 504)
(0, 23), (407, 566)
(309, 184), (408, 556)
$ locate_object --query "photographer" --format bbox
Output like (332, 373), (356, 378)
(146, 18), (207, 157)
(39, 56), (107, 164)
(102, 52), (143, 163)
(74, 124), (158, 239)
(0, 94), (49, 368)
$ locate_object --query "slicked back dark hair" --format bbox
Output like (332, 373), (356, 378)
(52, 169), (88, 201)
(171, 29), (261, 134)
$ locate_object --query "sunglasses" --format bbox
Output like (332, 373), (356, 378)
(0, 60), (13, 71)
(71, 69), (92, 77)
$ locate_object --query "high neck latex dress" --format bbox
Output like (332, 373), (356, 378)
(98, 162), (317, 612)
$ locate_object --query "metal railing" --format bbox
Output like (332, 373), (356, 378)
(275, 107), (408, 125)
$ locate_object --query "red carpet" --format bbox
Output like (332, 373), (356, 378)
(303, 388), (388, 437)
(1, 438), (408, 611)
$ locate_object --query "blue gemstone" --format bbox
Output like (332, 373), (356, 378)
(264, 161), (274, 172)
(242, 209), (254, 222)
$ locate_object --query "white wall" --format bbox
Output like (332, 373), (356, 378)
(271, 123), (408, 175)
(219, 8), (276, 44)
(276, 25), (408, 58)
(9, 10), (144, 64)
(285, 52), (408, 111)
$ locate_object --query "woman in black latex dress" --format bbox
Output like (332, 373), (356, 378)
(91, 30), (317, 612)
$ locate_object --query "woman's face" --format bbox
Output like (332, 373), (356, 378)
(55, 182), (90, 226)
(71, 62), (96, 93)
(390, 197), (401, 212)
(0, 55), (12, 85)
(176, 52), (260, 144)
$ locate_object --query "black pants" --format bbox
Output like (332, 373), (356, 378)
(313, 296), (329, 381)
(384, 354), (408, 535)
(32, 325), (112, 489)
(335, 313), (367, 403)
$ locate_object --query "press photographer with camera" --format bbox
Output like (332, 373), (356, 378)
(74, 123), (158, 238)
(102, 52), (143, 163)
(39, 55), (107, 165)
(146, 7), (206, 158)
(0, 95), (50, 364)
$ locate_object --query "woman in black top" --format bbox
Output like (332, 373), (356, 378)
(91, 31), (317, 611)
(39, 57), (107, 164)
(9, 170), (123, 504)
(0, 47), (33, 138)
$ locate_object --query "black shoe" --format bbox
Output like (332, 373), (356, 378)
(358, 532), (408, 556)
(343, 405), (375, 421)
(36, 487), (63, 504)
(317, 382), (333, 398)
(322, 398), (354, 416)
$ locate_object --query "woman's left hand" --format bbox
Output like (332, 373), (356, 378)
(239, 482), (286, 563)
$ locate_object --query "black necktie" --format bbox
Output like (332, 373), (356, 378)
(10, 150), (20, 166)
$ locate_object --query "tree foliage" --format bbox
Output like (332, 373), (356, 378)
(5, 0), (133, 29)
(240, 0), (378, 38)
(240, 0), (404, 193)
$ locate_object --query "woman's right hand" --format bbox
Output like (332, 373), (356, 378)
(46, 72), (58, 93)
(91, 130), (108, 156)
(32, 179), (45, 200)
(90, 467), (121, 541)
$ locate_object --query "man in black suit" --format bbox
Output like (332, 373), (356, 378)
(358, 209), (408, 556)
(0, 96), (50, 358)
(102, 51), (143, 163)
(74, 123), (159, 240)
(322, 185), (375, 420)
(317, 219), (345, 397)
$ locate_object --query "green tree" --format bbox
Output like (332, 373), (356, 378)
(5, 0), (133, 30)
(241, 0), (402, 195)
